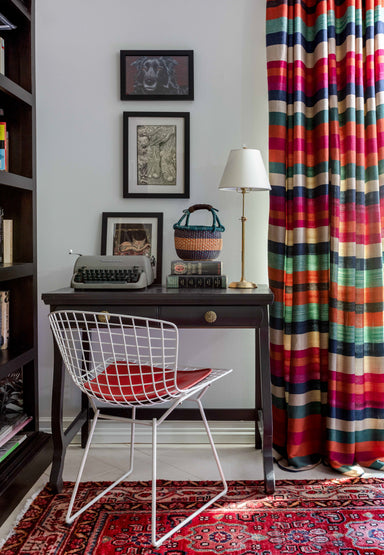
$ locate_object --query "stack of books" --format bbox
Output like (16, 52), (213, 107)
(166, 260), (227, 289)
(0, 413), (31, 463)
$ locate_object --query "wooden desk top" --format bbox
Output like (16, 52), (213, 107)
(42, 284), (274, 308)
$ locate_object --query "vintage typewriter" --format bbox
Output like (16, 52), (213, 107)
(70, 255), (154, 289)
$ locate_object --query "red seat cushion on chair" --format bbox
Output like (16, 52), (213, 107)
(83, 363), (212, 403)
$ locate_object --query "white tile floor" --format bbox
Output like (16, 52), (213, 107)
(1, 443), (383, 543)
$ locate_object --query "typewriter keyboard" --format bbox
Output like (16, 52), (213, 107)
(73, 267), (141, 284)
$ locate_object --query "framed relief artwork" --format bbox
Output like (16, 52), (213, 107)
(123, 111), (190, 198)
(101, 212), (163, 284)
(120, 50), (194, 101)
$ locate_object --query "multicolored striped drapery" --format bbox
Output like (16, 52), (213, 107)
(267, 0), (384, 475)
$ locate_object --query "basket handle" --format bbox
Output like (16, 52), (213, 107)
(174, 204), (224, 231)
(188, 204), (213, 213)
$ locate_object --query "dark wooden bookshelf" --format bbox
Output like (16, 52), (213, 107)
(0, 0), (52, 526)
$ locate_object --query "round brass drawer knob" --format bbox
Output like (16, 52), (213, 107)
(204, 310), (217, 324)
(97, 311), (110, 323)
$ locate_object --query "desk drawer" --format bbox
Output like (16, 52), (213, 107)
(59, 305), (158, 320)
(159, 306), (263, 328)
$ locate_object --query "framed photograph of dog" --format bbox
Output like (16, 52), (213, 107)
(101, 211), (163, 284)
(123, 111), (190, 199)
(120, 50), (194, 101)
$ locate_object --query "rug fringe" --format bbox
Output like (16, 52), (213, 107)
(0, 486), (44, 548)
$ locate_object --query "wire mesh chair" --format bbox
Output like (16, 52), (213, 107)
(48, 310), (233, 548)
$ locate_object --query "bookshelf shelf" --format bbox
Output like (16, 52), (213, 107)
(0, 74), (32, 105)
(0, 262), (33, 280)
(0, 171), (33, 190)
(0, 346), (34, 380)
(0, 0), (52, 525)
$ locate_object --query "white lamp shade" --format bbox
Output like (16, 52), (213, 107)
(218, 148), (271, 192)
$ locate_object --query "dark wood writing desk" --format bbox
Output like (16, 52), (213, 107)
(42, 285), (275, 493)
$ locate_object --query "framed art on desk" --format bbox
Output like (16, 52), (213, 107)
(101, 212), (163, 284)
(123, 111), (190, 199)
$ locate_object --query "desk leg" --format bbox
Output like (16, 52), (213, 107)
(49, 342), (66, 493)
(259, 309), (275, 494)
(255, 330), (262, 450)
(81, 393), (90, 448)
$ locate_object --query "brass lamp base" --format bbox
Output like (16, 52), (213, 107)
(229, 280), (258, 289)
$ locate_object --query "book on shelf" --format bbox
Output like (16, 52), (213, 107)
(0, 289), (9, 349)
(0, 37), (4, 75)
(3, 219), (12, 264)
(170, 259), (223, 275)
(0, 414), (32, 448)
(0, 206), (3, 263)
(0, 117), (6, 171)
(0, 434), (27, 463)
(166, 274), (227, 289)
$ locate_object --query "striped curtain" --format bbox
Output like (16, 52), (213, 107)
(267, 0), (384, 475)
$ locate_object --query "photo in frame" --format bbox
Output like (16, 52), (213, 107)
(120, 50), (194, 101)
(123, 112), (190, 198)
(101, 212), (163, 284)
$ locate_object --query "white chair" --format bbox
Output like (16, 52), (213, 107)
(48, 310), (233, 548)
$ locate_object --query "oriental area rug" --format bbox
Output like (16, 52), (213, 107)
(2, 477), (384, 554)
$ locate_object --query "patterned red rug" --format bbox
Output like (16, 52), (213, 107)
(1, 477), (384, 554)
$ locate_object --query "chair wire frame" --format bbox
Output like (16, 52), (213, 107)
(48, 310), (233, 548)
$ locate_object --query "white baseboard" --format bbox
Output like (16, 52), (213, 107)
(39, 417), (255, 445)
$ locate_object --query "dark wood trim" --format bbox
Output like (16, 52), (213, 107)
(0, 432), (52, 526)
(0, 262), (33, 281)
(100, 408), (257, 421)
(0, 0), (49, 524)
(9, 0), (31, 20)
(0, 74), (32, 105)
(0, 171), (33, 191)
(0, 346), (34, 379)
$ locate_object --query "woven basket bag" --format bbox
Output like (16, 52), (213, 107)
(173, 204), (225, 260)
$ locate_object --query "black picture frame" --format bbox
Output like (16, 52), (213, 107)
(123, 111), (190, 199)
(101, 212), (163, 285)
(120, 50), (194, 101)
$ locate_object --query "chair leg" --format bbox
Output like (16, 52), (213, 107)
(151, 400), (228, 548)
(151, 418), (158, 547)
(66, 408), (137, 525)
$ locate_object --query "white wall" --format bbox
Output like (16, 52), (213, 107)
(35, 0), (269, 420)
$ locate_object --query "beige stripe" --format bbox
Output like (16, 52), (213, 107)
(328, 417), (384, 433)
(270, 329), (329, 351)
(267, 42), (328, 68)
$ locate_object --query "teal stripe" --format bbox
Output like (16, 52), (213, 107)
(330, 268), (384, 288)
(272, 396), (325, 416)
(329, 323), (384, 344)
(328, 428), (384, 444)
(267, 9), (363, 39)
(286, 254), (330, 273)
(272, 301), (330, 322)
(285, 303), (330, 323)
(269, 161), (286, 176)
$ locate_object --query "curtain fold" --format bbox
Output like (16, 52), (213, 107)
(267, 0), (384, 475)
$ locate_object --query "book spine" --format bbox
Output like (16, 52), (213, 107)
(0, 37), (4, 75)
(0, 206), (3, 263)
(0, 434), (27, 463)
(166, 274), (227, 289)
(3, 219), (12, 264)
(170, 260), (223, 275)
(0, 121), (6, 171)
(0, 415), (32, 447)
(0, 289), (9, 349)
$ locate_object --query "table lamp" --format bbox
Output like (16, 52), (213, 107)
(219, 147), (271, 288)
